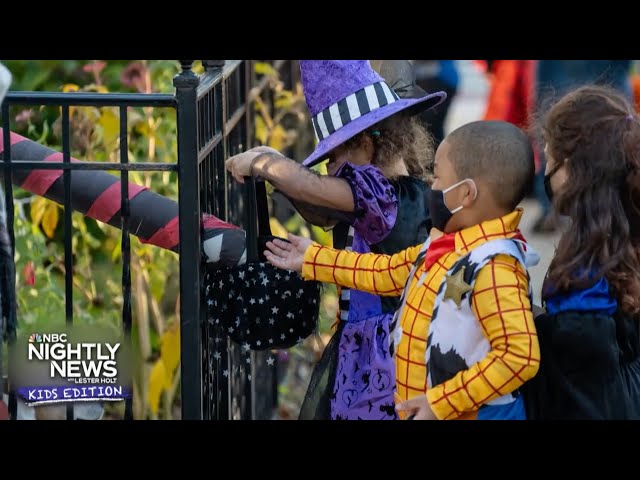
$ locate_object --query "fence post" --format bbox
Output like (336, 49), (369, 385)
(174, 61), (203, 420)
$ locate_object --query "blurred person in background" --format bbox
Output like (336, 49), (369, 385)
(412, 60), (459, 148)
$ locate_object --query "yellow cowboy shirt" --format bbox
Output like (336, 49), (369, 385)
(301, 209), (540, 420)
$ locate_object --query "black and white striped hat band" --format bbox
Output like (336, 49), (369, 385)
(311, 81), (400, 142)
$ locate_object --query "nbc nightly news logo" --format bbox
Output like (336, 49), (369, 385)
(17, 333), (130, 406)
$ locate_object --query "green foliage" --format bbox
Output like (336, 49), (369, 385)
(4, 60), (334, 419)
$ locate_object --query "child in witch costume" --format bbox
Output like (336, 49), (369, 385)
(264, 120), (541, 420)
(225, 60), (446, 420)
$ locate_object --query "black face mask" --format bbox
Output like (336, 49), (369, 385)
(426, 179), (474, 232)
(544, 163), (563, 203)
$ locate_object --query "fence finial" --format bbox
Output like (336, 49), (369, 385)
(174, 61), (199, 89)
(179, 60), (194, 72)
(203, 60), (225, 71)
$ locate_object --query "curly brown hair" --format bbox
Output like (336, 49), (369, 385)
(539, 85), (640, 315)
(340, 114), (435, 183)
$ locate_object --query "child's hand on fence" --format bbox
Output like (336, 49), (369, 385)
(264, 234), (312, 273)
(225, 151), (270, 183)
(396, 394), (438, 420)
(247, 145), (283, 157)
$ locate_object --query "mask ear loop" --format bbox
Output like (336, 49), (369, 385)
(443, 178), (478, 213)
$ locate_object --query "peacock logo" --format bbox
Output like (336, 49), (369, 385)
(28, 334), (43, 343)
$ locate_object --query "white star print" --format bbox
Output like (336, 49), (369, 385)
(248, 265), (254, 272)
(256, 340), (261, 346)
(228, 327), (234, 333)
(275, 273), (281, 280)
(261, 277), (270, 286)
(272, 306), (279, 314)
(289, 328), (294, 333)
(267, 357), (275, 366)
(219, 280), (224, 288)
(286, 312), (294, 319)
(223, 369), (229, 377)
(269, 338), (273, 344)
(250, 298), (256, 305)
(297, 337), (303, 343)
(242, 343), (250, 352)
(207, 299), (214, 306)
(265, 295), (270, 301)
(258, 298), (264, 304)
(280, 333), (286, 340)
(239, 271), (245, 280)
(213, 351), (221, 360)
(269, 318), (275, 325)
(246, 357), (251, 364)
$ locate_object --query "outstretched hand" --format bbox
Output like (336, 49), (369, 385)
(264, 233), (313, 274)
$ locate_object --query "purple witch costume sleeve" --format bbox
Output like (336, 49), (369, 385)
(335, 162), (397, 244)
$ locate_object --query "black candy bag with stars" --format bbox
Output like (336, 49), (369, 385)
(204, 178), (321, 351)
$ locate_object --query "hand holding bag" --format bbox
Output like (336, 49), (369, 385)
(204, 177), (321, 350)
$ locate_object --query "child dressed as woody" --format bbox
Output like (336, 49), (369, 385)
(264, 120), (541, 420)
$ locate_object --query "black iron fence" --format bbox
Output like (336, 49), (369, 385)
(0, 59), (298, 420)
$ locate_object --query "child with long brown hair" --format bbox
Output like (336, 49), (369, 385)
(524, 85), (640, 419)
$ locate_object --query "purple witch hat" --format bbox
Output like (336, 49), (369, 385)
(300, 60), (446, 168)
